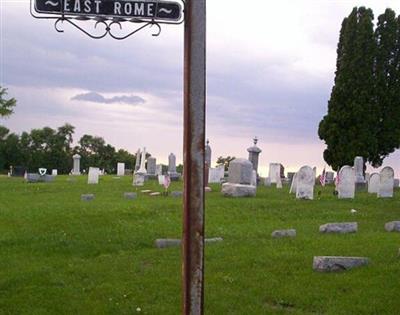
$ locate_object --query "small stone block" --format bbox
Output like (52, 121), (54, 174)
(171, 191), (183, 197)
(205, 187), (212, 192)
(221, 183), (256, 197)
(149, 192), (161, 196)
(124, 192), (137, 200)
(384, 221), (400, 232)
(81, 194), (95, 201)
(271, 229), (296, 238)
(313, 256), (369, 272)
(141, 190), (152, 193)
(319, 222), (357, 234)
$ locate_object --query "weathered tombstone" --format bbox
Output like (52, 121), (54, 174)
(319, 222), (357, 234)
(147, 157), (157, 177)
(117, 162), (125, 176)
(337, 166), (355, 199)
(209, 166), (224, 184)
(276, 176), (283, 189)
(156, 164), (163, 176)
(221, 158), (256, 197)
(88, 167), (100, 184)
(171, 191), (183, 197)
(287, 172), (295, 184)
(368, 173), (380, 194)
(158, 175), (165, 185)
(134, 148), (141, 172)
(268, 163), (281, 184)
(313, 256), (369, 272)
(296, 166), (314, 200)
(133, 173), (145, 186)
(354, 156), (366, 189)
(264, 177), (271, 187)
(81, 194), (95, 201)
(247, 137), (261, 175)
(394, 179), (399, 188)
(168, 153), (180, 180)
(378, 166), (394, 198)
(325, 172), (334, 184)
(289, 173), (298, 194)
(251, 170), (257, 186)
(137, 148), (147, 175)
(51, 169), (58, 176)
(71, 154), (81, 175)
(384, 221), (400, 232)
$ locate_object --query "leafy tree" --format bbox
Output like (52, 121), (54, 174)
(216, 156), (235, 171)
(371, 9), (400, 166)
(0, 86), (16, 117)
(319, 7), (377, 170)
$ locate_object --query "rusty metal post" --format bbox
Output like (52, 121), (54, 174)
(182, 0), (206, 314)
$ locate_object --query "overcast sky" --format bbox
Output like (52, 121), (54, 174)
(2, 0), (400, 176)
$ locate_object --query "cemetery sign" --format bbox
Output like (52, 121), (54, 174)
(34, 0), (182, 22)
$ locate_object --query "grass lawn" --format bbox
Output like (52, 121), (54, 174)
(0, 175), (399, 314)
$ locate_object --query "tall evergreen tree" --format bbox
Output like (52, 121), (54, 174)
(371, 9), (400, 166)
(319, 7), (377, 170)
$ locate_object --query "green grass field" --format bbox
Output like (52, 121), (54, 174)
(0, 175), (399, 314)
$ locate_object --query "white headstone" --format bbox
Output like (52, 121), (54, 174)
(158, 175), (165, 185)
(51, 169), (58, 176)
(156, 164), (163, 176)
(378, 166), (394, 198)
(268, 163), (281, 184)
(354, 156), (365, 183)
(251, 170), (257, 186)
(117, 163), (125, 176)
(296, 166), (314, 200)
(88, 167), (100, 184)
(337, 166), (355, 199)
(368, 173), (379, 194)
(72, 154), (81, 175)
(276, 176), (283, 189)
(289, 173), (298, 194)
(147, 157), (157, 175)
(137, 147), (147, 174)
(133, 173), (145, 186)
(209, 166), (224, 183)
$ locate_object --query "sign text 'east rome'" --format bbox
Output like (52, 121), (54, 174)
(34, 0), (182, 21)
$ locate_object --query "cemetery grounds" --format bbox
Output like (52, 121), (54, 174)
(0, 175), (399, 314)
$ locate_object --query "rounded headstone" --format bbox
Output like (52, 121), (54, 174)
(228, 158), (253, 185)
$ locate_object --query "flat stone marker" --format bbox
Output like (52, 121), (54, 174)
(155, 237), (223, 248)
(141, 190), (152, 193)
(81, 194), (95, 201)
(313, 256), (369, 272)
(319, 222), (357, 234)
(384, 221), (400, 232)
(124, 192), (137, 200)
(171, 191), (183, 197)
(271, 229), (296, 238)
(149, 192), (161, 196)
(378, 166), (394, 198)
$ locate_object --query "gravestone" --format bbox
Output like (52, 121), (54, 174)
(88, 167), (100, 184)
(289, 173), (298, 194)
(319, 222), (357, 234)
(134, 148), (141, 172)
(205, 139), (212, 186)
(354, 156), (366, 189)
(268, 163), (282, 184)
(337, 166), (355, 199)
(156, 164), (163, 176)
(287, 172), (295, 184)
(264, 177), (271, 187)
(368, 173), (379, 194)
(81, 194), (95, 201)
(137, 148), (147, 174)
(296, 166), (314, 200)
(158, 175), (165, 185)
(247, 137), (261, 175)
(209, 166), (224, 184)
(271, 229), (296, 238)
(325, 171), (334, 184)
(228, 158), (252, 184)
(394, 179), (399, 188)
(221, 158), (256, 197)
(313, 256), (369, 272)
(384, 221), (400, 232)
(117, 163), (125, 176)
(71, 154), (81, 175)
(378, 166), (394, 198)
(251, 170), (257, 186)
(124, 192), (137, 199)
(276, 176), (283, 189)
(51, 169), (58, 176)
(147, 157), (157, 177)
(168, 153), (180, 181)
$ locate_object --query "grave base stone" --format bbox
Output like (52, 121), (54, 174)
(124, 192), (137, 200)
(319, 222), (358, 234)
(221, 183), (256, 197)
(81, 194), (95, 201)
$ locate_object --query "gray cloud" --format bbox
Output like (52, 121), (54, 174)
(71, 92), (145, 105)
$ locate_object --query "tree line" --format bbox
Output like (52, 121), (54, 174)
(0, 86), (138, 174)
(319, 7), (400, 170)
